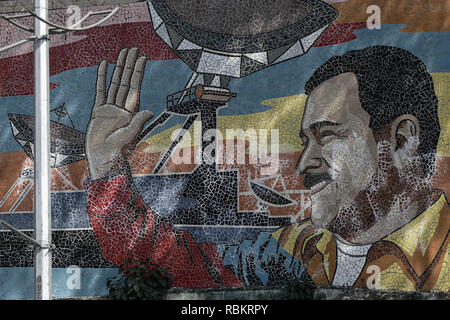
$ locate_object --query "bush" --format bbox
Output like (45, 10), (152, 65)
(106, 257), (172, 300)
(282, 272), (317, 300)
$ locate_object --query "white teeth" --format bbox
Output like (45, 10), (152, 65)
(310, 180), (328, 193)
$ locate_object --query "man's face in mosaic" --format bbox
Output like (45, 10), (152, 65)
(297, 70), (429, 244)
(297, 72), (380, 238)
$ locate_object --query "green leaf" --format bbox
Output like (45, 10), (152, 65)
(158, 278), (168, 287)
(105, 255), (172, 300)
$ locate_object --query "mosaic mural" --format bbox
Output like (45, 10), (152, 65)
(0, 0), (448, 297)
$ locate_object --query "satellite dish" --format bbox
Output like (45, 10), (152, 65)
(8, 113), (85, 168)
(250, 181), (295, 206)
(147, 0), (338, 78)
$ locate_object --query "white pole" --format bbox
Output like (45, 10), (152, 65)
(34, 0), (52, 300)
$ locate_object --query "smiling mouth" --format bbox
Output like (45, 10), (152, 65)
(309, 180), (332, 195)
(303, 172), (333, 195)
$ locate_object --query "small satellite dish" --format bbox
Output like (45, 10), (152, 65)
(8, 113), (85, 168)
(250, 181), (295, 206)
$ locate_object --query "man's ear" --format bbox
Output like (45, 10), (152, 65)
(390, 114), (420, 168)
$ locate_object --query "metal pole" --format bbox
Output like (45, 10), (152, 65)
(34, 0), (52, 300)
(0, 220), (42, 248)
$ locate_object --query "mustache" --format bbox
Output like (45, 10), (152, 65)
(303, 172), (332, 189)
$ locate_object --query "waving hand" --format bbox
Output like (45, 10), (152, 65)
(85, 48), (154, 180)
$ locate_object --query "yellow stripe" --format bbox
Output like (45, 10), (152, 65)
(144, 73), (449, 156)
(433, 73), (450, 157)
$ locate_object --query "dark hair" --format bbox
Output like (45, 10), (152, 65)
(304, 46), (440, 178)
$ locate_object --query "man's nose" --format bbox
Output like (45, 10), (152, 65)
(296, 144), (323, 174)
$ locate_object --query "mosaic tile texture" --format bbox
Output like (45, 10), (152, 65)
(0, 0), (448, 296)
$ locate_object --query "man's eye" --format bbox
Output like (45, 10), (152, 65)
(319, 130), (336, 139)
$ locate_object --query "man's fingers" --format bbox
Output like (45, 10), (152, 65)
(116, 48), (139, 108)
(107, 48), (129, 105)
(125, 56), (147, 113)
(94, 60), (107, 108)
(106, 110), (154, 147)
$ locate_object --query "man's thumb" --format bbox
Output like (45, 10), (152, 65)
(126, 110), (154, 139)
(133, 110), (154, 128)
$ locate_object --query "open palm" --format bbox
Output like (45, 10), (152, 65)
(85, 48), (154, 180)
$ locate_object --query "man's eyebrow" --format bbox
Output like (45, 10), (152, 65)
(309, 121), (341, 132)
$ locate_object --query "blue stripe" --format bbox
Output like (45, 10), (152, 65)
(0, 267), (118, 299)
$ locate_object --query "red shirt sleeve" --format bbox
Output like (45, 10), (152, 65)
(84, 174), (242, 289)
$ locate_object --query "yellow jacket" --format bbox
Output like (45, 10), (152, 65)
(272, 193), (449, 292)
